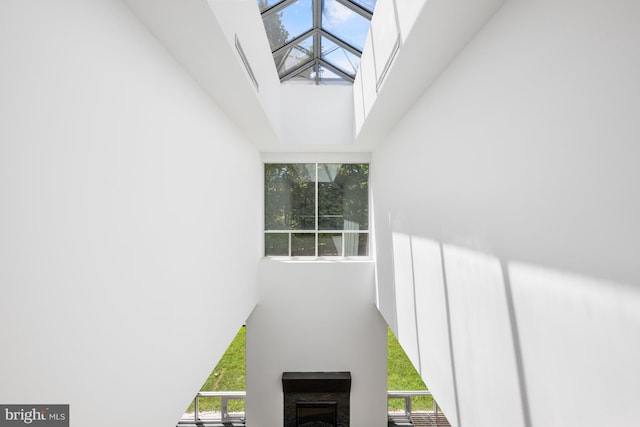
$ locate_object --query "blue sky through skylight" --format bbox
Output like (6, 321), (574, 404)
(322, 0), (370, 50)
(279, 0), (312, 41)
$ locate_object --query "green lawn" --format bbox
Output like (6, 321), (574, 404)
(187, 325), (432, 413)
(185, 326), (247, 413)
(387, 327), (433, 412)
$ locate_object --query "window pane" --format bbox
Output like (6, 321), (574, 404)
(263, 0), (313, 51)
(290, 65), (349, 83)
(265, 163), (316, 230)
(287, 69), (317, 82)
(273, 36), (314, 78)
(321, 36), (360, 76)
(265, 233), (289, 256)
(318, 233), (342, 256)
(292, 233), (316, 256)
(321, 0), (370, 51)
(344, 233), (368, 256)
(317, 65), (348, 84)
(318, 163), (368, 230)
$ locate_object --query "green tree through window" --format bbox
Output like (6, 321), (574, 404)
(264, 163), (369, 257)
(258, 0), (289, 51)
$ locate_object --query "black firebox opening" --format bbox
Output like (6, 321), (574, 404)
(283, 372), (351, 427)
(297, 401), (337, 427)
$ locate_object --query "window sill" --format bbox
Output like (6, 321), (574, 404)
(261, 256), (373, 264)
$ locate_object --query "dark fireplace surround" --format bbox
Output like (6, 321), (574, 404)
(282, 372), (351, 427)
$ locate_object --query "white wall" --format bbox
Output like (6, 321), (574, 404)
(280, 84), (355, 148)
(353, 0), (505, 146)
(371, 0), (640, 426)
(246, 260), (387, 427)
(0, 1), (261, 426)
(207, 0), (284, 142)
(125, 0), (284, 150)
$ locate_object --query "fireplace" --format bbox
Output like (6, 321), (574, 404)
(297, 402), (337, 427)
(282, 372), (351, 427)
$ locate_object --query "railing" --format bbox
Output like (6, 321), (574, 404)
(387, 390), (440, 418)
(179, 390), (439, 425)
(179, 391), (246, 424)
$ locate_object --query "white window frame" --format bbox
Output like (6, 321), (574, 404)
(263, 155), (371, 259)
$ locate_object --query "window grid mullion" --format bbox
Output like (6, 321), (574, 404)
(315, 162), (319, 257)
(264, 163), (369, 258)
(264, 230), (369, 233)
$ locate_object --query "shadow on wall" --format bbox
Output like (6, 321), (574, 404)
(388, 232), (640, 427)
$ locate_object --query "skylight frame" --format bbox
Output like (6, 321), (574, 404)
(259, 0), (375, 84)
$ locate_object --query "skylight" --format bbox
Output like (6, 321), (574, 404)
(258, 0), (376, 84)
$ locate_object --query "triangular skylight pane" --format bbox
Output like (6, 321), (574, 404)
(350, 0), (377, 13)
(321, 36), (360, 76)
(273, 36), (314, 78)
(262, 0), (313, 51)
(321, 0), (370, 51)
(317, 65), (344, 83)
(287, 70), (316, 83)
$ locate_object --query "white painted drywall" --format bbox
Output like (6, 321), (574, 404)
(207, 0), (283, 143)
(280, 84), (355, 148)
(353, 0), (505, 143)
(509, 261), (640, 427)
(371, 0), (640, 426)
(125, 0), (283, 149)
(246, 260), (387, 427)
(0, 1), (261, 426)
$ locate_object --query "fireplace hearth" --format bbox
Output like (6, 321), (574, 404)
(282, 372), (351, 427)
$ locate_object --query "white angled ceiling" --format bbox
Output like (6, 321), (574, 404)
(123, 0), (507, 152)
